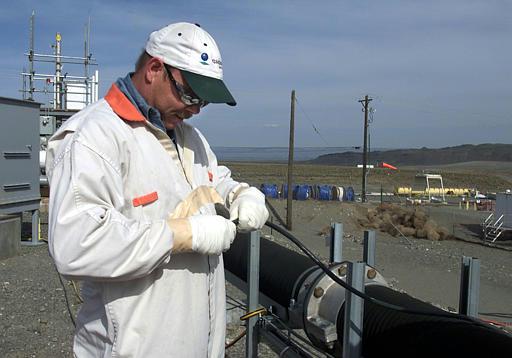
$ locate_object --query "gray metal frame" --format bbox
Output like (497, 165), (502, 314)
(246, 231), (261, 357)
(342, 262), (365, 358)
(363, 230), (376, 267)
(459, 256), (480, 317)
(329, 223), (343, 263)
(228, 226), (483, 358)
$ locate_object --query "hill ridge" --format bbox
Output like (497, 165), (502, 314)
(309, 143), (512, 166)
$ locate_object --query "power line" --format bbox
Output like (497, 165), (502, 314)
(294, 95), (330, 146)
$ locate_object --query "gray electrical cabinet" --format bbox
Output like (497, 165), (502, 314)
(496, 193), (512, 229)
(0, 97), (41, 248)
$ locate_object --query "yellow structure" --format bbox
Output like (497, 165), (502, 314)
(396, 186), (471, 196)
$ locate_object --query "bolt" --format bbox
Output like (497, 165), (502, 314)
(338, 265), (347, 276)
(367, 268), (377, 280)
(313, 287), (324, 298)
(289, 299), (296, 309)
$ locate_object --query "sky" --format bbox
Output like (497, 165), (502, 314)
(0, 0), (510, 148)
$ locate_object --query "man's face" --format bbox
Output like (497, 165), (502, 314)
(154, 63), (202, 129)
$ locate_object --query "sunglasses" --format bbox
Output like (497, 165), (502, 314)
(164, 65), (208, 108)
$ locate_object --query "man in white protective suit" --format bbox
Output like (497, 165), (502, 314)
(46, 22), (269, 357)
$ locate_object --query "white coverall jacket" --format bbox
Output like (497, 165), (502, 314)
(46, 84), (241, 357)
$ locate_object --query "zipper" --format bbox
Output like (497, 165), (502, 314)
(206, 255), (212, 358)
(144, 121), (193, 189)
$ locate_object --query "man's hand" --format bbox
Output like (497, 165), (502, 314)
(229, 187), (269, 232)
(167, 215), (236, 255)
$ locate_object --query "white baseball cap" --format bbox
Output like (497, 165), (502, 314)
(145, 22), (236, 106)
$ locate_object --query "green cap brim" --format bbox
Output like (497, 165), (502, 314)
(182, 70), (237, 106)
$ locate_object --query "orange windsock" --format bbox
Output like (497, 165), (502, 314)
(382, 162), (398, 170)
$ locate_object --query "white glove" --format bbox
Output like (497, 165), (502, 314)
(229, 187), (269, 232)
(189, 215), (236, 255)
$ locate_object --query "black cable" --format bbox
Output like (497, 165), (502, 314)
(218, 203), (492, 325)
(264, 220), (490, 325)
(53, 261), (76, 327)
(264, 312), (336, 358)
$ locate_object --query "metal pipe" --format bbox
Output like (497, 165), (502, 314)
(26, 53), (97, 61)
(28, 10), (35, 101)
(21, 72), (91, 80)
(24, 58), (98, 65)
(54, 33), (63, 110)
(84, 18), (90, 105)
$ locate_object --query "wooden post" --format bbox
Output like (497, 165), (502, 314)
(286, 90), (295, 230)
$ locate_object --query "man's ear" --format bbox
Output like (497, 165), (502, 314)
(145, 57), (165, 84)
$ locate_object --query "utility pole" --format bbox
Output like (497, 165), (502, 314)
(55, 32), (63, 109)
(286, 90), (296, 230)
(358, 95), (372, 203)
(84, 18), (90, 105)
(28, 10), (35, 101)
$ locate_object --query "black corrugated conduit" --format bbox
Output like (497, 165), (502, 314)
(338, 285), (512, 357)
(223, 215), (512, 356)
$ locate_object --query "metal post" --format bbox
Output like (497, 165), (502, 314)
(329, 223), (343, 263)
(343, 261), (365, 358)
(246, 230), (261, 358)
(459, 256), (480, 317)
(363, 230), (376, 267)
(22, 209), (43, 246)
(28, 11), (35, 101)
(84, 21), (89, 106)
(55, 33), (63, 109)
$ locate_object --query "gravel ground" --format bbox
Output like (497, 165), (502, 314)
(1, 198), (511, 357)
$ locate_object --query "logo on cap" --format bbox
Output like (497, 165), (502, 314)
(200, 52), (209, 65)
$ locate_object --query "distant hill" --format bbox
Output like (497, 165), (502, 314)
(308, 143), (512, 166)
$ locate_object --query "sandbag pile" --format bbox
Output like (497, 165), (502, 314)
(358, 203), (452, 241)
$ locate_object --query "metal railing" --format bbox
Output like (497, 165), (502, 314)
(483, 214), (504, 242)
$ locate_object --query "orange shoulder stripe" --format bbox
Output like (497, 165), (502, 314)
(104, 84), (146, 122)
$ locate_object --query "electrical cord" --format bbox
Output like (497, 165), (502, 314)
(53, 261), (76, 327)
(263, 220), (493, 325)
(225, 329), (246, 349)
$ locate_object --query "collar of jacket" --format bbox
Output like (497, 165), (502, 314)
(105, 83), (146, 122)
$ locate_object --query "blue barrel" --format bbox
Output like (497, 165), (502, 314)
(296, 184), (309, 200)
(331, 186), (339, 201)
(260, 184), (279, 199)
(281, 184), (299, 199)
(281, 184), (288, 199)
(346, 186), (355, 201)
(338, 186), (346, 201)
(308, 185), (316, 199)
(318, 185), (332, 200)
